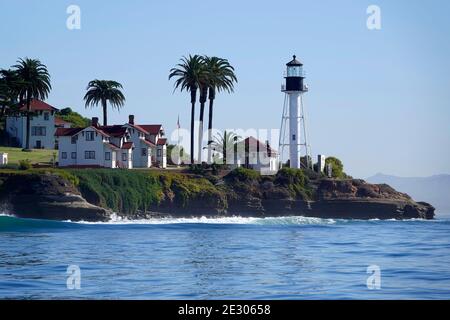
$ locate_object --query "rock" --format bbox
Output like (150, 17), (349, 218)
(0, 171), (435, 221)
(0, 173), (111, 221)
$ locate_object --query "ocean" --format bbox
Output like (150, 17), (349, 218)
(0, 214), (449, 299)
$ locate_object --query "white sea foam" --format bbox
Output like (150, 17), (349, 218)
(73, 213), (337, 226)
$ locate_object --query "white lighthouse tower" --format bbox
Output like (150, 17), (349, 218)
(279, 55), (311, 169)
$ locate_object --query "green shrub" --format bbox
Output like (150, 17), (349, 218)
(188, 164), (207, 175)
(159, 172), (226, 208)
(53, 170), (79, 186)
(325, 156), (345, 179)
(225, 167), (260, 182)
(274, 168), (312, 200)
(18, 159), (32, 170)
(275, 168), (307, 187)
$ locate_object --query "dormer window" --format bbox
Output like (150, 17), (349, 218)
(86, 131), (95, 141)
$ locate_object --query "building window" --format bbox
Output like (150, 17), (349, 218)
(84, 151), (95, 159)
(31, 126), (46, 136)
(105, 152), (111, 161)
(86, 131), (95, 141)
(71, 152), (76, 159)
(157, 149), (162, 157)
(71, 136), (77, 144)
(141, 148), (147, 156)
(122, 153), (127, 161)
(44, 112), (49, 120)
(61, 152), (67, 159)
(292, 134), (296, 141)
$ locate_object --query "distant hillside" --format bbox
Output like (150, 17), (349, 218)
(367, 173), (450, 214)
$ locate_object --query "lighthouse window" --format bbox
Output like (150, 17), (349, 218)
(287, 66), (302, 77)
(292, 134), (296, 141)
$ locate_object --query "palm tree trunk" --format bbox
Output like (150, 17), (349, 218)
(207, 96), (214, 164)
(190, 88), (197, 165)
(198, 87), (207, 164)
(223, 136), (227, 165)
(102, 99), (107, 126)
(198, 103), (205, 164)
(25, 94), (31, 150)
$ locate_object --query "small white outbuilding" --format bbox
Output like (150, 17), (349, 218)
(0, 153), (8, 166)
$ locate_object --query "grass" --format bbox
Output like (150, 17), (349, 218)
(0, 147), (56, 165)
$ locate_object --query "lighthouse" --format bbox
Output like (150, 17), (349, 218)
(279, 55), (311, 169)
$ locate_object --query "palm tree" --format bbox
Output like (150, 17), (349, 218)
(169, 55), (206, 164)
(202, 56), (237, 164)
(84, 80), (125, 126)
(210, 130), (241, 165)
(13, 58), (51, 151)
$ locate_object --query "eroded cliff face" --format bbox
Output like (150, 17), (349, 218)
(148, 173), (435, 220)
(0, 170), (435, 221)
(0, 173), (110, 221)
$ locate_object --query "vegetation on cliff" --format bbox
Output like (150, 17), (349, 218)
(0, 163), (434, 220)
(67, 169), (226, 214)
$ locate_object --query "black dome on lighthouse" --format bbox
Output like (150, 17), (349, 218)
(286, 55), (303, 66)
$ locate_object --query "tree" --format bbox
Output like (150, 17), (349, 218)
(84, 80), (125, 126)
(210, 130), (241, 165)
(167, 144), (189, 165)
(202, 56), (237, 163)
(13, 58), (51, 150)
(324, 156), (345, 179)
(0, 69), (19, 118)
(56, 107), (91, 128)
(169, 55), (206, 164)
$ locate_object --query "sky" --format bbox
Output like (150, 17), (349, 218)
(0, 0), (449, 178)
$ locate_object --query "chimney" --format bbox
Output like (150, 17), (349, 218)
(92, 117), (99, 128)
(266, 140), (271, 157)
(129, 115), (135, 125)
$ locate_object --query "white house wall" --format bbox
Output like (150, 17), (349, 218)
(6, 111), (56, 149)
(75, 128), (109, 167)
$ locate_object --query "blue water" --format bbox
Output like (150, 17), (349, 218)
(1, 214), (450, 299)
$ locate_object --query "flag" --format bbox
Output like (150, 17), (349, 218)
(177, 115), (180, 129)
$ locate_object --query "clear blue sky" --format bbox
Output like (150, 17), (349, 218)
(1, 0), (449, 178)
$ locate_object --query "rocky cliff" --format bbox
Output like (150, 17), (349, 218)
(0, 168), (435, 221)
(0, 172), (110, 221)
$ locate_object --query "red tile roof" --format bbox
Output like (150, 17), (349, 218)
(104, 142), (120, 150)
(97, 125), (127, 137)
(242, 136), (277, 156)
(142, 139), (156, 147)
(156, 138), (167, 146)
(55, 117), (71, 126)
(55, 127), (83, 136)
(18, 99), (58, 112)
(126, 123), (149, 134)
(122, 142), (133, 149)
(139, 124), (162, 135)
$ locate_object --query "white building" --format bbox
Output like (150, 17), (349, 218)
(5, 99), (59, 149)
(234, 136), (278, 173)
(123, 115), (167, 168)
(55, 116), (167, 169)
(317, 154), (326, 173)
